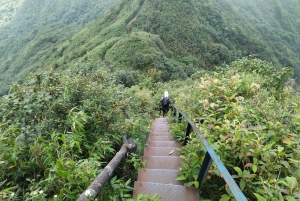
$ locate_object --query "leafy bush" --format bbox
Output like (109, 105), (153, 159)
(0, 62), (155, 200)
(167, 57), (300, 200)
(115, 70), (141, 87)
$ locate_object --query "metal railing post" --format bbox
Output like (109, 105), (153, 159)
(197, 152), (213, 190)
(173, 106), (176, 116)
(178, 113), (182, 123)
(184, 122), (192, 145)
(172, 105), (248, 201)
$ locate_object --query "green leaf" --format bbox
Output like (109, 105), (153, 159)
(253, 193), (267, 201)
(3, 186), (18, 192)
(185, 181), (194, 187)
(0, 180), (7, 187)
(286, 176), (297, 189)
(239, 179), (246, 191)
(66, 194), (76, 199)
(280, 161), (290, 168)
(225, 187), (233, 196)
(112, 184), (120, 189)
(286, 196), (297, 201)
(110, 176), (117, 184)
(233, 167), (242, 176)
(242, 170), (256, 178)
(125, 179), (131, 185)
(56, 159), (63, 170)
(67, 176), (77, 184)
(137, 194), (143, 200)
(293, 169), (300, 178)
(56, 170), (68, 178)
(145, 194), (152, 199)
(252, 164), (257, 173)
(229, 93), (237, 100)
(219, 194), (231, 201)
(176, 175), (186, 180)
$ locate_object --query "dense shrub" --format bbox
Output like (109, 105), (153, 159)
(165, 57), (300, 200)
(0, 62), (155, 200)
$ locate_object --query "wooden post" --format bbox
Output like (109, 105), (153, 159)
(77, 136), (137, 201)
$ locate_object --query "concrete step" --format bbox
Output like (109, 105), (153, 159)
(143, 147), (180, 157)
(151, 126), (171, 131)
(152, 122), (170, 126)
(133, 181), (199, 201)
(148, 136), (174, 141)
(151, 127), (170, 131)
(146, 141), (182, 148)
(151, 126), (170, 130)
(133, 117), (199, 201)
(137, 168), (183, 185)
(152, 120), (170, 128)
(143, 156), (181, 169)
(150, 131), (172, 136)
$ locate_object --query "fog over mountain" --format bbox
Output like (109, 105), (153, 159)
(0, 0), (19, 27)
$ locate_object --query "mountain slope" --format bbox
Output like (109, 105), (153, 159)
(0, 0), (119, 95)
(131, 0), (300, 69)
(0, 0), (299, 95)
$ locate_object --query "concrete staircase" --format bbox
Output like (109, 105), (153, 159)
(132, 117), (199, 201)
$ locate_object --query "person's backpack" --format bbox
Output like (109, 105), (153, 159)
(162, 97), (169, 107)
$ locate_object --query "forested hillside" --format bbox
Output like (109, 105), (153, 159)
(131, 0), (300, 72)
(1, 0), (299, 96)
(0, 0), (119, 95)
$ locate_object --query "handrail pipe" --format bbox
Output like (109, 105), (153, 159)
(173, 106), (247, 201)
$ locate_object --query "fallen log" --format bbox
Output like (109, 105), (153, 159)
(77, 136), (137, 201)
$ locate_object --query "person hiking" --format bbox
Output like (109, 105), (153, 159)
(158, 91), (172, 117)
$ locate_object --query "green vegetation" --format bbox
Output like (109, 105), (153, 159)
(132, 0), (300, 71)
(2, 52), (299, 200)
(167, 57), (300, 200)
(1, 0), (300, 96)
(0, 0), (119, 95)
(0, 62), (156, 200)
(0, 0), (300, 200)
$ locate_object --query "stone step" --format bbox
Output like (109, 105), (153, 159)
(152, 121), (168, 124)
(146, 141), (182, 148)
(148, 136), (174, 141)
(152, 123), (169, 126)
(151, 129), (170, 132)
(133, 181), (199, 201)
(143, 147), (180, 157)
(137, 168), (183, 185)
(151, 127), (170, 131)
(143, 156), (181, 169)
(151, 127), (171, 131)
(150, 131), (172, 136)
(133, 117), (199, 201)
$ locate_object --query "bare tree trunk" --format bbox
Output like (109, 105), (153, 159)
(77, 136), (137, 201)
